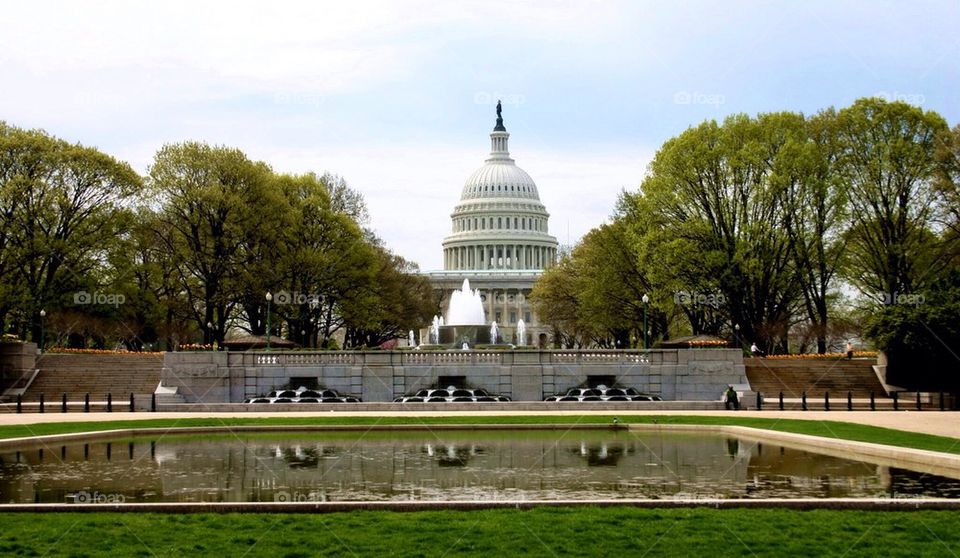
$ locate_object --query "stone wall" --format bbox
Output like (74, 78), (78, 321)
(161, 349), (746, 403)
(0, 342), (37, 394)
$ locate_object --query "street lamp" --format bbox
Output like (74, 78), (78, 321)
(641, 294), (650, 350)
(265, 292), (273, 351)
(206, 322), (213, 347)
(734, 323), (740, 349)
(39, 309), (46, 353)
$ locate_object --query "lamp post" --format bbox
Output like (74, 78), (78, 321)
(734, 323), (740, 349)
(641, 294), (650, 349)
(265, 292), (273, 351)
(39, 309), (46, 353)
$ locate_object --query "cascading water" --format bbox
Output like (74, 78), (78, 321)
(445, 278), (486, 325)
(516, 319), (526, 346)
(490, 321), (499, 344)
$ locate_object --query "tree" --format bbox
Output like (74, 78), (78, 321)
(865, 264), (960, 391)
(637, 113), (804, 352)
(0, 122), (141, 343)
(772, 108), (849, 352)
(935, 124), (960, 251)
(838, 98), (949, 303)
(342, 249), (435, 348)
(148, 142), (278, 346)
(273, 172), (379, 348)
(529, 253), (594, 348)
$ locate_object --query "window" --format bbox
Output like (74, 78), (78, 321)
(495, 311), (502, 324)
(498, 217), (502, 229)
(524, 312), (531, 323)
(509, 311), (516, 324)
(513, 217), (518, 229)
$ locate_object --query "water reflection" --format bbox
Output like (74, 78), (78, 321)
(0, 431), (958, 504)
(424, 444), (484, 467)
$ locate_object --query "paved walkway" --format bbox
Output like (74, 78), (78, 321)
(1, 410), (958, 438)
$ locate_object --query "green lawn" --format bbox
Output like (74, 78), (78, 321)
(0, 508), (957, 557)
(1, 415), (959, 455)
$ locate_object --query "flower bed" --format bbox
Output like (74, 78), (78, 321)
(764, 351), (878, 360)
(46, 347), (164, 356)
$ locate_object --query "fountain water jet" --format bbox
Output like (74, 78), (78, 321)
(516, 319), (526, 346)
(445, 279), (486, 325)
(429, 279), (499, 347)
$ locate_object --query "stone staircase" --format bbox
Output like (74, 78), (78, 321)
(21, 353), (163, 403)
(744, 358), (887, 399)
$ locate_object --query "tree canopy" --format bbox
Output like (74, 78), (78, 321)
(532, 98), (957, 367)
(0, 127), (431, 350)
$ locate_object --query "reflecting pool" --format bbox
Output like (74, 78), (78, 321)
(1, 430), (958, 503)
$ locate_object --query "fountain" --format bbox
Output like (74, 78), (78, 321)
(516, 319), (526, 346)
(446, 278), (485, 325)
(429, 278), (499, 347)
(489, 321), (499, 345)
(408, 330), (416, 348)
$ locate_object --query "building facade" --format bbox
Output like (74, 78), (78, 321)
(425, 104), (558, 345)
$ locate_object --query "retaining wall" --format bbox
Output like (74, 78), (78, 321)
(160, 349), (746, 403)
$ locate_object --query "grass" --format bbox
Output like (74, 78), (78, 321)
(1, 415), (959, 455)
(0, 508), (957, 557)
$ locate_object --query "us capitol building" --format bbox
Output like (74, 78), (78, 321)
(424, 103), (558, 346)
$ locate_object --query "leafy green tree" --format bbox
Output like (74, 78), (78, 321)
(772, 108), (849, 352)
(638, 113), (803, 352)
(865, 265), (960, 390)
(148, 142), (277, 346)
(529, 252), (594, 348)
(273, 172), (379, 347)
(838, 98), (949, 303)
(935, 124), (960, 249)
(342, 248), (435, 348)
(0, 122), (141, 343)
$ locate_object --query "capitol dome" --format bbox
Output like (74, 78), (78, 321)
(459, 155), (540, 201)
(441, 104), (558, 271)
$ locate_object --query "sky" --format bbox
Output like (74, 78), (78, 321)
(1, 0), (958, 270)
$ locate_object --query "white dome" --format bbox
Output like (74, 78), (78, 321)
(441, 107), (558, 273)
(460, 161), (541, 200)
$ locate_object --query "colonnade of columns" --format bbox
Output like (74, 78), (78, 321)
(482, 288), (532, 328)
(443, 244), (556, 270)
